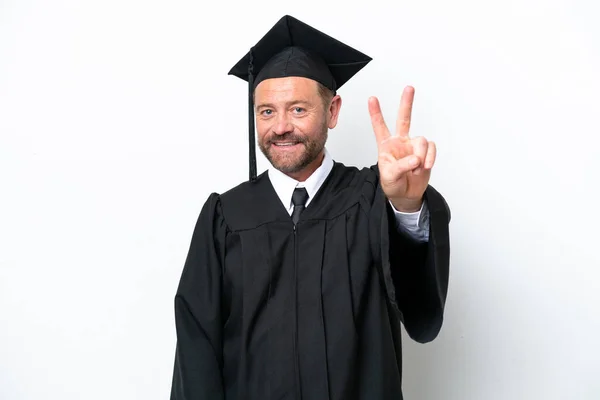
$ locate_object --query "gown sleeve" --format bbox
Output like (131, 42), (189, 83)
(170, 193), (226, 400)
(369, 166), (451, 344)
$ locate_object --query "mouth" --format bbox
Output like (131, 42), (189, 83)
(271, 142), (302, 148)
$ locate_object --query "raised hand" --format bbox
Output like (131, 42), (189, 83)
(368, 86), (436, 212)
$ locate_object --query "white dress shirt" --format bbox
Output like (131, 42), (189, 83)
(267, 148), (430, 242)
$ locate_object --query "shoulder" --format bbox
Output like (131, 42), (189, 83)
(196, 171), (270, 210)
(192, 174), (260, 230)
(319, 161), (382, 214)
(334, 160), (380, 189)
(217, 170), (270, 210)
(208, 171), (286, 231)
(328, 160), (379, 189)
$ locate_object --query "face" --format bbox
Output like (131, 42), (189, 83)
(254, 76), (341, 180)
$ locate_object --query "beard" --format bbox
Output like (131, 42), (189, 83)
(259, 124), (328, 174)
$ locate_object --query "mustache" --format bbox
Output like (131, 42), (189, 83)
(266, 134), (307, 144)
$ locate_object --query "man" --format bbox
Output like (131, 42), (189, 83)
(171, 15), (451, 400)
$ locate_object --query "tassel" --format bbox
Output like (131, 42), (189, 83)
(248, 48), (257, 181)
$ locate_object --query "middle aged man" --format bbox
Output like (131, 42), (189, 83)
(171, 14), (451, 400)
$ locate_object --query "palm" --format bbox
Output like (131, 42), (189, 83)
(378, 136), (427, 200)
(368, 86), (436, 207)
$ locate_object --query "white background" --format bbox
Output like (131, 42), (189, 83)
(1, 0), (599, 399)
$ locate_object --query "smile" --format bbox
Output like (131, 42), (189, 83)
(272, 142), (300, 147)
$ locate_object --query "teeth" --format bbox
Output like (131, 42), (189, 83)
(274, 143), (296, 146)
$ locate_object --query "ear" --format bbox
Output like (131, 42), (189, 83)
(328, 95), (342, 129)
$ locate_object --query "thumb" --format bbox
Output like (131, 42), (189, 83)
(390, 155), (420, 179)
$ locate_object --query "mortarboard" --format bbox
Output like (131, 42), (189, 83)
(228, 15), (372, 181)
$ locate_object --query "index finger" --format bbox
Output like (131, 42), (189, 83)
(396, 86), (415, 138)
(368, 96), (391, 145)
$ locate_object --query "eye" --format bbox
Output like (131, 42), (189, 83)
(293, 107), (305, 114)
(261, 109), (273, 116)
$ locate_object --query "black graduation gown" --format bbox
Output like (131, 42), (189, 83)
(170, 161), (451, 400)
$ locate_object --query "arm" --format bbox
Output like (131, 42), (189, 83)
(367, 86), (450, 342)
(171, 193), (225, 400)
(387, 185), (450, 343)
(369, 164), (450, 343)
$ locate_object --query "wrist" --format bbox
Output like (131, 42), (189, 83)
(390, 197), (423, 213)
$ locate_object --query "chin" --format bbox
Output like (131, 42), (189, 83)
(261, 141), (323, 175)
(271, 158), (305, 174)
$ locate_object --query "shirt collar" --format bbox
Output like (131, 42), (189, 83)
(268, 148), (334, 212)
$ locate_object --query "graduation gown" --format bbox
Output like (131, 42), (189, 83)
(170, 161), (451, 400)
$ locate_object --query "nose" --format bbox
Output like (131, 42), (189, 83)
(272, 114), (293, 136)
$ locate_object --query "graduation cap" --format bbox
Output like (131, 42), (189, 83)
(228, 15), (372, 181)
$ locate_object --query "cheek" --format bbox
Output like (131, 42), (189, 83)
(294, 119), (312, 131)
(296, 114), (326, 135)
(256, 120), (271, 140)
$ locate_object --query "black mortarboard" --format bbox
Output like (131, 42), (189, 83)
(228, 15), (372, 181)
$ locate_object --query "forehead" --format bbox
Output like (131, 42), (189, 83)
(254, 76), (320, 102)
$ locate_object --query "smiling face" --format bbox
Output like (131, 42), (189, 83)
(254, 76), (341, 181)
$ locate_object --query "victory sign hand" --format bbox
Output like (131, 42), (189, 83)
(369, 86), (436, 212)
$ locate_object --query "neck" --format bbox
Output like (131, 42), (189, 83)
(286, 150), (325, 182)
